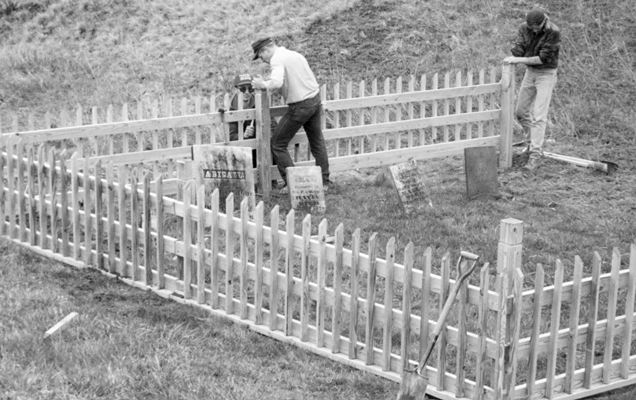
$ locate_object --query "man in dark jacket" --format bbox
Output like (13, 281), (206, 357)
(229, 74), (257, 141)
(504, 8), (560, 170)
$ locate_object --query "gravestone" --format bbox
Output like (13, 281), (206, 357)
(388, 159), (427, 214)
(287, 166), (326, 214)
(464, 146), (499, 200)
(191, 145), (256, 209)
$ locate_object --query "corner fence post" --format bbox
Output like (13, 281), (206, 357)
(499, 63), (515, 169)
(255, 90), (272, 200)
(496, 218), (523, 400)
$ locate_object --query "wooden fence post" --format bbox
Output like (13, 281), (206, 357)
(496, 218), (523, 400)
(499, 63), (515, 169)
(255, 91), (272, 200)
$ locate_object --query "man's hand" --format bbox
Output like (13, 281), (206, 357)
(252, 75), (266, 90)
(503, 56), (521, 64)
(243, 126), (255, 139)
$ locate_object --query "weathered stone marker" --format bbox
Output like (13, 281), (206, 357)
(287, 166), (325, 214)
(464, 146), (499, 200)
(191, 145), (256, 209)
(388, 159), (427, 214)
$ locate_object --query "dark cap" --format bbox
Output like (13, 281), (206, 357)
(526, 8), (546, 26)
(251, 37), (273, 60)
(233, 73), (252, 87)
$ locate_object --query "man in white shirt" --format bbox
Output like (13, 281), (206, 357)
(251, 37), (331, 190)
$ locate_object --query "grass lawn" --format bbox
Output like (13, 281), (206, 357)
(1, 0), (635, 399)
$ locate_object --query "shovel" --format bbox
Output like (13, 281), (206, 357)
(396, 251), (480, 400)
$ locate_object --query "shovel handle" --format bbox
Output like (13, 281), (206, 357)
(415, 253), (480, 375)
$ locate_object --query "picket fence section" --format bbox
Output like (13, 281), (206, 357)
(2, 143), (636, 400)
(0, 64), (517, 199)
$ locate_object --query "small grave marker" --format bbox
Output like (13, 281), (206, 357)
(388, 159), (427, 214)
(191, 145), (256, 209)
(464, 146), (499, 200)
(287, 166), (325, 214)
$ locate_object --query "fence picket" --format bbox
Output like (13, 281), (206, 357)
(332, 223), (344, 353)
(383, 237), (396, 371)
(106, 165), (116, 274)
(225, 193), (235, 314)
(419, 247), (432, 363)
(0, 153), (4, 236)
(316, 219), (328, 348)
(83, 157), (92, 267)
(478, 69), (485, 138)
(118, 166), (128, 276)
(182, 181), (193, 299)
(254, 201), (264, 325)
(504, 268), (523, 399)
(349, 228), (361, 359)
(196, 186), (206, 304)
(621, 243), (636, 378)
(546, 260), (564, 399)
(209, 189), (220, 307)
(47, 150), (57, 252)
(60, 160), (69, 256)
(583, 253), (602, 388)
(285, 209), (296, 336)
(443, 72), (450, 143)
(130, 177), (139, 280)
(143, 173), (152, 284)
(365, 233), (378, 366)
(269, 205), (280, 330)
(239, 197), (249, 320)
(27, 149), (36, 245)
(603, 248), (620, 384)
(456, 257), (468, 397)
(432, 73), (439, 142)
(0, 154), (5, 237)
(475, 262), (491, 400)
(400, 242), (414, 373)
(565, 256), (584, 393)
(37, 146), (47, 249)
(467, 71), (473, 139)
(71, 154), (80, 258)
(6, 143), (14, 238)
(454, 70), (462, 142)
(527, 264), (545, 398)
(437, 252), (451, 390)
(95, 162), (104, 270)
(358, 80), (365, 153)
(155, 176), (165, 288)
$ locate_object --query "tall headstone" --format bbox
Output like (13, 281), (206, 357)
(388, 159), (427, 214)
(191, 145), (256, 209)
(287, 166), (326, 214)
(464, 146), (499, 200)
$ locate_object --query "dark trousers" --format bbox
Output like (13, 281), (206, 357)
(271, 94), (330, 183)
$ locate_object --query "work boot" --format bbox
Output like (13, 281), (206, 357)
(524, 153), (542, 171)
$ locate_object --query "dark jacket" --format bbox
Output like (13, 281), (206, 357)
(228, 92), (278, 140)
(511, 20), (561, 69)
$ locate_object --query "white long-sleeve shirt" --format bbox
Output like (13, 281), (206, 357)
(263, 47), (320, 104)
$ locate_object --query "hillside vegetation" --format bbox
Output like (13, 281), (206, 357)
(1, 1), (635, 399)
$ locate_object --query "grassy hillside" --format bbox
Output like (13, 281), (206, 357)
(1, 0), (635, 399)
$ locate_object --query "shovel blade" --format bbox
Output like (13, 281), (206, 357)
(396, 370), (429, 400)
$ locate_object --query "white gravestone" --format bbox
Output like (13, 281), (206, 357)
(287, 166), (326, 214)
(388, 159), (428, 214)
